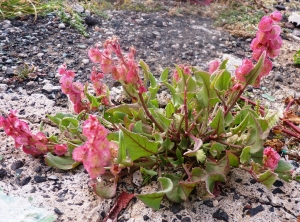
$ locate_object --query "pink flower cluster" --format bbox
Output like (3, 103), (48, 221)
(72, 115), (112, 179)
(54, 144), (68, 156)
(173, 65), (192, 82)
(58, 64), (87, 113)
(88, 37), (146, 94)
(235, 11), (282, 87)
(0, 110), (48, 156)
(263, 147), (280, 171)
(90, 68), (110, 106)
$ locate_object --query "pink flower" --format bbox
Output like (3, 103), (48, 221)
(208, 60), (220, 74)
(183, 66), (191, 75)
(258, 16), (274, 32)
(231, 83), (243, 91)
(88, 48), (102, 63)
(72, 115), (112, 179)
(173, 69), (180, 82)
(263, 147), (280, 171)
(54, 144), (68, 156)
(235, 58), (254, 83)
(270, 11), (282, 22)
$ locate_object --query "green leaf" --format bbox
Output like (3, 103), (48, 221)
(61, 117), (79, 128)
(210, 108), (225, 135)
(212, 70), (231, 93)
(117, 131), (127, 164)
(227, 151), (239, 167)
(209, 142), (225, 157)
(140, 167), (158, 177)
(120, 126), (159, 161)
(191, 167), (207, 181)
(148, 108), (172, 131)
(205, 173), (226, 196)
(163, 82), (183, 108)
(45, 153), (80, 170)
(107, 132), (119, 141)
(168, 149), (184, 167)
(166, 102), (175, 118)
(91, 173), (117, 198)
(206, 155), (230, 176)
(48, 135), (58, 143)
(183, 135), (203, 157)
(84, 85), (101, 108)
(160, 68), (170, 82)
(162, 136), (175, 151)
(244, 51), (266, 86)
(257, 170), (277, 189)
(164, 174), (185, 203)
(274, 160), (293, 182)
(294, 50), (300, 65)
(0, 155), (3, 161)
(231, 113), (249, 135)
(136, 177), (173, 210)
(240, 146), (251, 164)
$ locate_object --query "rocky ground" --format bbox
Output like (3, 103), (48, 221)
(0, 0), (300, 221)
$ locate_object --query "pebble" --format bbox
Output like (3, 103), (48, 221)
(82, 59), (89, 64)
(48, 175), (59, 181)
(171, 44), (180, 49)
(72, 3), (84, 13)
(213, 200), (219, 207)
(0, 84), (8, 93)
(37, 53), (44, 58)
(11, 160), (24, 170)
(293, 29), (300, 37)
(6, 67), (14, 75)
(34, 176), (47, 183)
(20, 176), (31, 186)
(0, 168), (7, 179)
(58, 23), (66, 29)
(212, 208), (229, 222)
(274, 73), (283, 82)
(42, 83), (61, 93)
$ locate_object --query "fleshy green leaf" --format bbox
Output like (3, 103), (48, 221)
(205, 173), (226, 196)
(120, 126), (159, 161)
(210, 108), (225, 135)
(160, 68), (169, 82)
(91, 173), (117, 198)
(166, 102), (175, 118)
(209, 142), (225, 157)
(117, 131), (127, 164)
(240, 146), (251, 164)
(45, 153), (80, 170)
(244, 51), (266, 86)
(212, 69), (231, 94)
(140, 167), (158, 177)
(274, 160), (293, 182)
(227, 151), (239, 167)
(136, 177), (173, 210)
(257, 170), (277, 189)
(183, 135), (203, 157)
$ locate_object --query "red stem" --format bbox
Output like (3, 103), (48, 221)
(283, 120), (300, 135)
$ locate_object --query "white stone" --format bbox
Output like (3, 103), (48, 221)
(0, 84), (8, 93)
(58, 23), (65, 29)
(82, 59), (89, 64)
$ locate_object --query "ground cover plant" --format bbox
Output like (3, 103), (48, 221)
(0, 10), (298, 212)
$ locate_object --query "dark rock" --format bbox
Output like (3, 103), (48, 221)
(272, 188), (285, 194)
(275, 85), (281, 89)
(34, 175), (47, 183)
(212, 208), (229, 222)
(203, 200), (214, 207)
(269, 206), (274, 212)
(273, 180), (284, 187)
(15, 169), (23, 175)
(176, 215), (182, 219)
(54, 207), (63, 215)
(274, 74), (283, 82)
(250, 179), (257, 184)
(20, 176), (31, 186)
(85, 16), (101, 26)
(284, 22), (294, 29)
(235, 178), (242, 183)
(257, 188), (264, 193)
(274, 5), (286, 10)
(0, 168), (7, 179)
(34, 166), (42, 173)
(11, 160), (24, 170)
(247, 86), (253, 92)
(181, 217), (191, 222)
(170, 203), (184, 214)
(30, 187), (36, 193)
(289, 160), (299, 169)
(247, 205), (265, 216)
(143, 215), (150, 220)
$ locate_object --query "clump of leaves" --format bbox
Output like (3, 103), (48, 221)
(294, 50), (300, 66)
(0, 11), (295, 210)
(14, 63), (37, 80)
(0, 0), (61, 20)
(58, 8), (89, 37)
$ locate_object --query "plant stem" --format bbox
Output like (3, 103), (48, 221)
(216, 140), (244, 149)
(138, 92), (165, 133)
(224, 86), (246, 117)
(283, 120), (300, 135)
(285, 99), (295, 113)
(273, 126), (300, 140)
(184, 83), (189, 136)
(187, 109), (203, 135)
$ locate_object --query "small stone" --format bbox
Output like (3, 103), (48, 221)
(203, 200), (214, 207)
(42, 83), (61, 93)
(213, 200), (219, 207)
(11, 160), (24, 170)
(292, 29), (300, 37)
(284, 22), (294, 29)
(20, 176), (31, 186)
(181, 217), (191, 222)
(171, 44), (180, 49)
(54, 207), (63, 215)
(85, 16), (101, 26)
(58, 23), (65, 29)
(170, 203), (184, 214)
(272, 188), (285, 194)
(235, 178), (242, 183)
(37, 53), (44, 58)
(0, 84), (8, 93)
(34, 176), (47, 183)
(30, 187), (36, 193)
(143, 215), (150, 221)
(48, 175), (59, 181)
(1, 66), (7, 72)
(0, 168), (7, 179)
(274, 5), (286, 11)
(82, 59), (89, 64)
(72, 3), (84, 13)
(247, 205), (265, 217)
(34, 166), (42, 173)
(6, 67), (14, 75)
(85, 10), (91, 16)
(212, 208), (229, 222)
(273, 180), (284, 187)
